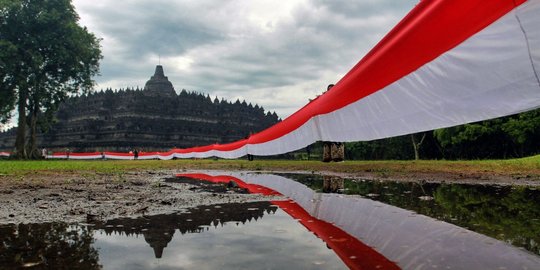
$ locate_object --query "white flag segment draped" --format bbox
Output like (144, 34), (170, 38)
(315, 0), (540, 141)
(45, 0), (540, 160)
(232, 0), (540, 157)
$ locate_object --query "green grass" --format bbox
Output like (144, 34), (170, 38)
(0, 155), (538, 178)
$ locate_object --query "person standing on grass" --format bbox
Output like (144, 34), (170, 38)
(320, 84), (345, 162)
(322, 84), (334, 162)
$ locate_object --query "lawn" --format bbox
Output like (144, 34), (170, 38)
(1, 155), (538, 179)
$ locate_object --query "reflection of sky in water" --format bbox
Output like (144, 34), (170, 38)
(94, 208), (347, 270)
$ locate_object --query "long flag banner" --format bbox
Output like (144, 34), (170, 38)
(43, 0), (540, 160)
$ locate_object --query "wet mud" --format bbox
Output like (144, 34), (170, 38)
(0, 171), (283, 225)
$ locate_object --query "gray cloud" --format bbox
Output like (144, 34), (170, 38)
(312, 0), (418, 18)
(74, 0), (418, 117)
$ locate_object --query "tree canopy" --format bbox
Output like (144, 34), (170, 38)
(0, 0), (102, 158)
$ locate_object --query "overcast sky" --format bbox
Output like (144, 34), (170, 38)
(72, 0), (418, 118)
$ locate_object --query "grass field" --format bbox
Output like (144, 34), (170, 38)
(1, 155), (539, 179)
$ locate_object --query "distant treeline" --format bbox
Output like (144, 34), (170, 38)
(341, 108), (540, 160)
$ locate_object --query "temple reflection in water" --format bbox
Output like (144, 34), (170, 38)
(94, 202), (276, 259)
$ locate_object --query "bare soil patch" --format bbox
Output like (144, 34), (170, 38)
(0, 170), (282, 225)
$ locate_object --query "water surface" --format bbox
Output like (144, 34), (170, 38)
(0, 201), (347, 270)
(277, 173), (540, 255)
(2, 172), (539, 269)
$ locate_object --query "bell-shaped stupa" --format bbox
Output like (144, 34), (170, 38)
(143, 65), (176, 97)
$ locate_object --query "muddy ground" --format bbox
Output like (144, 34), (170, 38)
(0, 169), (537, 225)
(0, 170), (283, 225)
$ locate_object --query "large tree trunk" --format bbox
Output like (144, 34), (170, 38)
(27, 103), (41, 159)
(14, 88), (28, 159)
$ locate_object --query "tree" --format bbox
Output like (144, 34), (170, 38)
(410, 132), (427, 160)
(433, 121), (505, 159)
(433, 109), (540, 159)
(501, 109), (540, 157)
(0, 0), (102, 158)
(0, 39), (18, 124)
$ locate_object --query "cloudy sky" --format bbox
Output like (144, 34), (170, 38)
(72, 0), (418, 118)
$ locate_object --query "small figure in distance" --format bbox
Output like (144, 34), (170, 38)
(246, 132), (254, 161)
(326, 84), (335, 92)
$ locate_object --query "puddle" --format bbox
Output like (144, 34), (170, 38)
(276, 173), (540, 256)
(181, 172), (540, 269)
(1, 172), (539, 269)
(0, 202), (348, 269)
